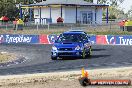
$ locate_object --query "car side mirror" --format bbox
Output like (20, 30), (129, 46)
(52, 39), (57, 43)
(87, 34), (90, 38)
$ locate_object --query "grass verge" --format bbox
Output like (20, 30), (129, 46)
(0, 52), (16, 63)
(0, 28), (132, 35)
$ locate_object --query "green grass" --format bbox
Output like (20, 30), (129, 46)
(87, 31), (132, 35)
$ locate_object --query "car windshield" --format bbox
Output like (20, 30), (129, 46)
(56, 33), (87, 43)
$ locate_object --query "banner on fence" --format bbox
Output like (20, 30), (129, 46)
(96, 35), (116, 45)
(96, 35), (107, 44)
(39, 34), (96, 44)
(39, 35), (49, 44)
(48, 34), (58, 44)
(0, 34), (132, 45)
(89, 35), (96, 44)
(96, 35), (132, 45)
(0, 34), (39, 44)
(116, 36), (132, 45)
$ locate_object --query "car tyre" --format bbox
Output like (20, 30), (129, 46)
(51, 56), (57, 60)
(82, 49), (86, 59)
(88, 47), (92, 57)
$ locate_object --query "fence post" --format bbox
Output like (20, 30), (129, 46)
(110, 21), (111, 30)
(48, 23), (50, 30)
(93, 22), (96, 31)
(71, 24), (72, 30)
(6, 24), (8, 30)
(16, 24), (18, 31)
(37, 22), (38, 30)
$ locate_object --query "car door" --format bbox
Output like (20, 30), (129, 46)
(82, 34), (90, 50)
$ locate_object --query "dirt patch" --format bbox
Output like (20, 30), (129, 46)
(0, 52), (16, 63)
(2, 80), (132, 88)
(0, 67), (132, 88)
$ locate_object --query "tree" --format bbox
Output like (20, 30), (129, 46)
(0, 0), (19, 19)
(84, 0), (93, 3)
(127, 6), (132, 19)
(84, 0), (125, 6)
(94, 0), (125, 19)
(96, 0), (124, 6)
(0, 0), (36, 19)
(14, 0), (34, 4)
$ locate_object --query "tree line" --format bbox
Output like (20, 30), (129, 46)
(0, 0), (130, 20)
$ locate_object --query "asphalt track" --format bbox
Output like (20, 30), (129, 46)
(0, 44), (132, 75)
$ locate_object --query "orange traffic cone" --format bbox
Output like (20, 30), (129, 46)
(79, 68), (91, 86)
(81, 68), (88, 77)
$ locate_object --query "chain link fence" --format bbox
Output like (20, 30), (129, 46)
(0, 20), (122, 34)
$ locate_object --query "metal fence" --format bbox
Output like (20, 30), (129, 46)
(0, 21), (121, 34)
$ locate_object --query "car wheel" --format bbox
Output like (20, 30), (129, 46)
(51, 56), (57, 60)
(82, 49), (86, 59)
(88, 47), (92, 57)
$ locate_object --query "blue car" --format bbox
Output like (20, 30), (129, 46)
(51, 31), (92, 60)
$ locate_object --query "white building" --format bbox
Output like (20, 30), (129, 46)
(22, 0), (109, 24)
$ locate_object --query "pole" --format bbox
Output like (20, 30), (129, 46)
(6, 24), (7, 30)
(16, 24), (18, 31)
(95, 8), (97, 24)
(48, 23), (49, 30)
(29, 8), (32, 22)
(37, 22), (38, 30)
(106, 7), (109, 24)
(50, 6), (51, 19)
(61, 5), (62, 18)
(76, 6), (78, 23)
(19, 4), (23, 19)
(40, 7), (41, 24)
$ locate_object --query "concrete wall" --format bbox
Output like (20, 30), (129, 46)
(64, 7), (76, 23)
(34, 7), (65, 24)
(96, 8), (102, 25)
(34, 6), (103, 24)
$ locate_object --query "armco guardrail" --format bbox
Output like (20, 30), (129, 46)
(0, 34), (132, 45)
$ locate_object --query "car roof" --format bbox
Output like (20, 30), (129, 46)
(68, 30), (84, 32)
(63, 29), (85, 33)
(63, 31), (86, 34)
(68, 30), (87, 34)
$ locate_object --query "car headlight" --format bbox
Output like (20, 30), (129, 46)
(52, 46), (57, 51)
(84, 43), (91, 48)
(75, 45), (81, 50)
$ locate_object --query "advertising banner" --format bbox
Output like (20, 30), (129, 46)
(39, 34), (49, 44)
(0, 34), (39, 44)
(116, 36), (132, 45)
(96, 35), (108, 44)
(96, 35), (132, 45)
(89, 35), (96, 44)
(39, 34), (58, 44)
(48, 34), (58, 44)
(96, 35), (116, 45)
(39, 34), (96, 44)
(0, 34), (132, 45)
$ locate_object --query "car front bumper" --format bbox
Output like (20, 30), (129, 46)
(51, 50), (84, 58)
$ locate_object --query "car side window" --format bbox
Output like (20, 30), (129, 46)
(80, 34), (88, 41)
